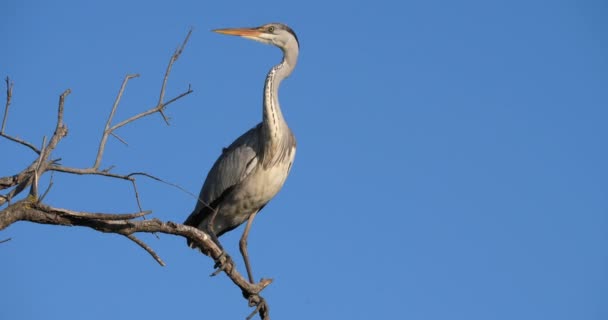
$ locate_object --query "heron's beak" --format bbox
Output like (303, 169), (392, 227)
(212, 27), (263, 40)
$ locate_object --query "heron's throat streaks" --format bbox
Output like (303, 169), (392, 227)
(261, 60), (289, 166)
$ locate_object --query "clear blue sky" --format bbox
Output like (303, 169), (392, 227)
(1, 1), (607, 319)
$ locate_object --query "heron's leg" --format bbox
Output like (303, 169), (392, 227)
(207, 205), (223, 250)
(240, 210), (259, 284)
(207, 205), (230, 275)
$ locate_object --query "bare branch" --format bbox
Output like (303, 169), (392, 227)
(0, 178), (31, 207)
(125, 234), (165, 266)
(0, 161), (36, 206)
(2, 86), (70, 204)
(24, 89), (71, 201)
(0, 161), (36, 191)
(0, 132), (42, 154)
(0, 200), (271, 297)
(55, 89), (69, 131)
(1, 77), (41, 154)
(48, 206), (152, 220)
(0, 237), (11, 244)
(40, 89), (70, 159)
(50, 165), (133, 179)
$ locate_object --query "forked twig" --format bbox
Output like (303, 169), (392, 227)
(105, 28), (194, 134)
(157, 28), (193, 124)
(1, 77), (41, 154)
(94, 74), (140, 170)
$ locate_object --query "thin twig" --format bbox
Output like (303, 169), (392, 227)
(246, 303), (263, 320)
(94, 74), (140, 170)
(89, 29), (193, 171)
(39, 171), (55, 202)
(55, 89), (69, 130)
(50, 165), (135, 180)
(127, 171), (214, 211)
(101, 165), (115, 173)
(2, 77), (12, 133)
(0, 238), (11, 244)
(160, 86), (193, 109)
(158, 29), (191, 106)
(125, 234), (165, 266)
(1, 77), (41, 154)
(30, 136), (47, 198)
(49, 166), (207, 216)
(50, 166), (213, 213)
(110, 132), (129, 146)
(157, 28), (193, 125)
(130, 179), (144, 213)
(0, 133), (41, 154)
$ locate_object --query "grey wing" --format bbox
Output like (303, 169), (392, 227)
(186, 124), (262, 224)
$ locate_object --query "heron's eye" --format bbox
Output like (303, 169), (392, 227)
(267, 26), (275, 33)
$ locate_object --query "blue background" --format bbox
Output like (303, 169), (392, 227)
(1, 1), (607, 319)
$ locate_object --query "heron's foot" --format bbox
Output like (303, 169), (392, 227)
(210, 251), (232, 277)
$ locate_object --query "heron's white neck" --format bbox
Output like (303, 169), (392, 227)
(262, 43), (298, 151)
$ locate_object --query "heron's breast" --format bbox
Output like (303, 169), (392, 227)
(237, 152), (294, 204)
(253, 161), (292, 200)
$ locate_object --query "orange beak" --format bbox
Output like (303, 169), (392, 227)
(212, 27), (263, 38)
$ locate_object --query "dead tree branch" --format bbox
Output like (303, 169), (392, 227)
(0, 199), (272, 300)
(1, 28), (271, 320)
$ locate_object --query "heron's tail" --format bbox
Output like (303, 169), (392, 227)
(183, 209), (207, 251)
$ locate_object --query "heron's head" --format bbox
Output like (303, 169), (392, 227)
(213, 23), (299, 52)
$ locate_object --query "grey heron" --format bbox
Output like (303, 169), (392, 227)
(184, 23), (299, 283)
